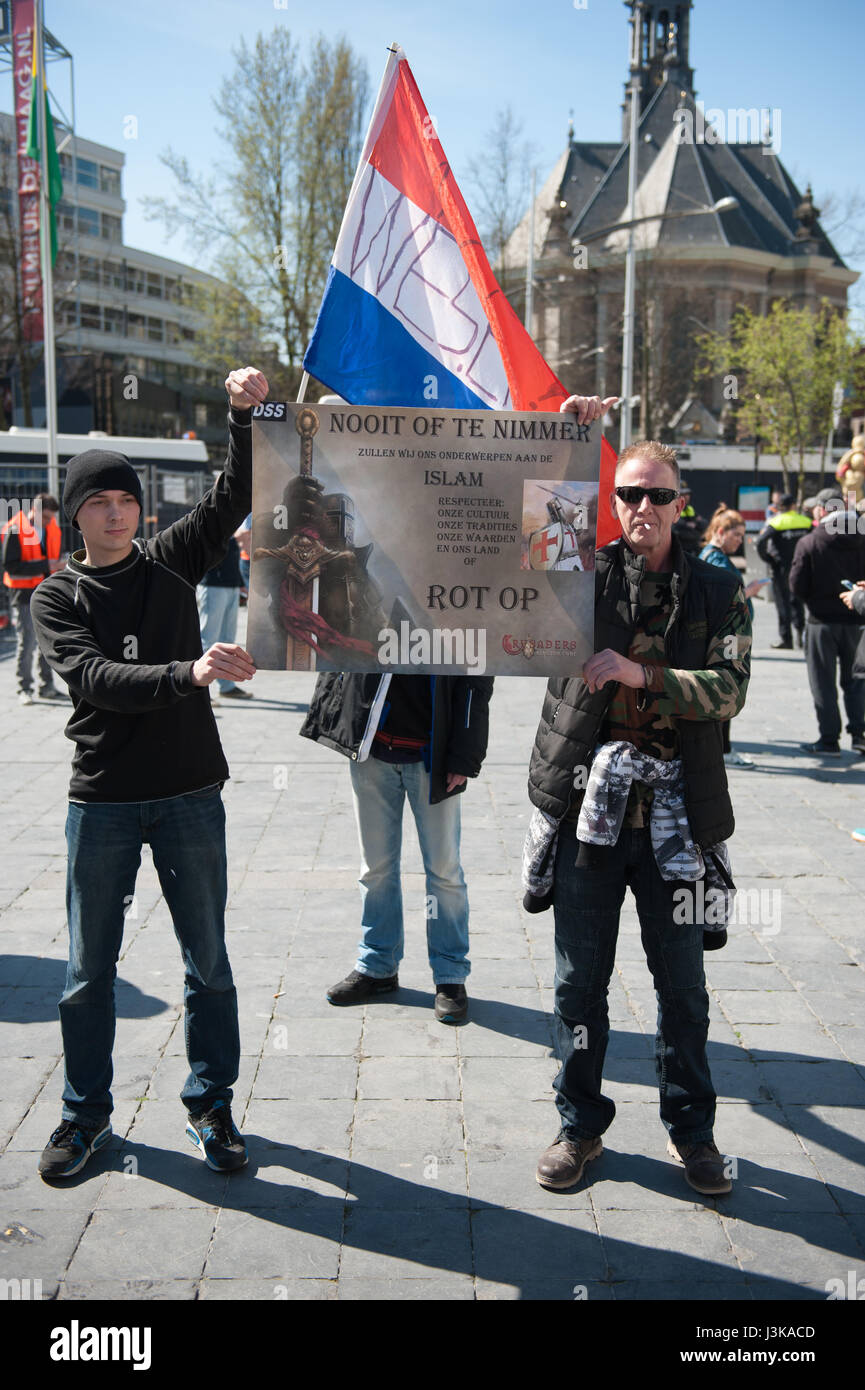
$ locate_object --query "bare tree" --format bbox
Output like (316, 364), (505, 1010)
(815, 188), (865, 269)
(145, 30), (369, 393)
(465, 106), (535, 281)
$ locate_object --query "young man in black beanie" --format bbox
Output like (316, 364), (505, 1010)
(30, 366), (267, 1179)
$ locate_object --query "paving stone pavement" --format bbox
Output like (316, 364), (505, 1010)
(1, 591), (864, 1303)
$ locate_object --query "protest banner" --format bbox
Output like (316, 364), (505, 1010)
(247, 402), (602, 677)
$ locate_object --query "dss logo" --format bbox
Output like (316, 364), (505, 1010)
(252, 402), (286, 419)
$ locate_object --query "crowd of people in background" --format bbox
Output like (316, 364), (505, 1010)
(644, 472), (865, 797)
(688, 480), (865, 845)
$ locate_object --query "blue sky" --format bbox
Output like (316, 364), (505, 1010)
(20, 0), (865, 275)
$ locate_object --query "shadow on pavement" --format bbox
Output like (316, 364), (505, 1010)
(63, 1134), (860, 1298)
(353, 989), (865, 1168)
(728, 738), (865, 781)
(0, 955), (169, 1021)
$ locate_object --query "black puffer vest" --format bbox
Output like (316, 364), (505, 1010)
(528, 537), (743, 848)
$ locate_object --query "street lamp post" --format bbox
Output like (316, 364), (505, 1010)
(620, 79), (639, 450)
(574, 195), (739, 449)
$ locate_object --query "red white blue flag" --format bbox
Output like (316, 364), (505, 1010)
(303, 44), (568, 413)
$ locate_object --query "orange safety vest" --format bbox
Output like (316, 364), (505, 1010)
(1, 511), (61, 589)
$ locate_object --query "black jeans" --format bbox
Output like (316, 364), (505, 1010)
(804, 620), (865, 743)
(552, 823), (716, 1145)
(772, 569), (804, 643)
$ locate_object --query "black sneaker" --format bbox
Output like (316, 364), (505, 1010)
(186, 1100), (247, 1171)
(38, 1118), (112, 1179)
(851, 735), (865, 756)
(801, 739), (842, 756)
(38, 688), (68, 701)
(771, 639), (793, 650)
(326, 969), (398, 1005)
(434, 982), (468, 1023)
(220, 688), (254, 700)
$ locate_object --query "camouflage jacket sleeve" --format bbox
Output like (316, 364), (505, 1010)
(643, 585), (751, 721)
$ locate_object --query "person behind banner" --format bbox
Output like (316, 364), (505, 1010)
(526, 421), (751, 1198)
(29, 367), (265, 1181)
(300, 670), (493, 1023)
(300, 394), (611, 1023)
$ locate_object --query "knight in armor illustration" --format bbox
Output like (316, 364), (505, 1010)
(528, 487), (597, 572)
(252, 470), (389, 668)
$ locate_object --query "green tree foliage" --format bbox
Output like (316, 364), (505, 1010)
(695, 299), (864, 493)
(145, 30), (369, 395)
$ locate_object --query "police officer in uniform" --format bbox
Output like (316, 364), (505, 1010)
(756, 493), (812, 649)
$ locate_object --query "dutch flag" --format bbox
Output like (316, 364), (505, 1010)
(303, 43), (568, 413)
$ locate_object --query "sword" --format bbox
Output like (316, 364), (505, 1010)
(283, 407), (321, 671)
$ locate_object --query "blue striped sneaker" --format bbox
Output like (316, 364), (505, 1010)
(186, 1100), (247, 1171)
(38, 1119), (112, 1179)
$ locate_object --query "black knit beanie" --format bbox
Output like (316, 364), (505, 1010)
(63, 449), (143, 524)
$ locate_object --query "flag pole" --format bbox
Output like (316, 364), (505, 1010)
(290, 45), (402, 662)
(34, 0), (59, 500)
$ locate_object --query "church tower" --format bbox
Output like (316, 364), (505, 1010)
(622, 1), (695, 136)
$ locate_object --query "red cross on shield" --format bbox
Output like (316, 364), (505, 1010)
(529, 521), (563, 570)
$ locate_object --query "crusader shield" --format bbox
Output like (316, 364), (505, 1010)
(529, 521), (564, 571)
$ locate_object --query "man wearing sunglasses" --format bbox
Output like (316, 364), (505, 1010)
(527, 424), (751, 1197)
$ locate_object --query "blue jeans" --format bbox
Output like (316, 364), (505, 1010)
(349, 756), (470, 984)
(552, 823), (715, 1146)
(196, 583), (239, 692)
(61, 787), (240, 1126)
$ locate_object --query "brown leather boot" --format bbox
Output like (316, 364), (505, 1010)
(666, 1137), (732, 1195)
(535, 1134), (602, 1190)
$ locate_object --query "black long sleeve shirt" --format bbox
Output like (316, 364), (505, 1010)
(31, 407), (252, 802)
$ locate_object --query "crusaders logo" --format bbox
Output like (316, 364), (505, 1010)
(502, 635), (537, 659)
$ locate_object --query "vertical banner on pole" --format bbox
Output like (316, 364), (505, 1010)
(11, 0), (42, 343)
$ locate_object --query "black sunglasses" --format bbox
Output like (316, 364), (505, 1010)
(615, 485), (680, 506)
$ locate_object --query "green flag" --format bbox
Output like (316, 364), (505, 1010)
(25, 77), (63, 265)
